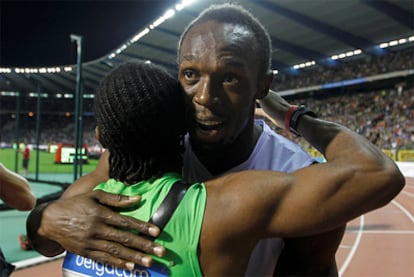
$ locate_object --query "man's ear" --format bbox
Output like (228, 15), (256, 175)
(256, 70), (274, 100)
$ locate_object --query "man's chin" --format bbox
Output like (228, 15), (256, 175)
(189, 132), (226, 152)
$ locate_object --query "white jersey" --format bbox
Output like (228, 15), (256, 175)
(183, 120), (315, 276)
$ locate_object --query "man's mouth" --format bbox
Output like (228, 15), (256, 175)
(197, 121), (224, 131)
(195, 116), (224, 130)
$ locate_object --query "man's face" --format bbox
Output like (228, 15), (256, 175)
(178, 21), (266, 149)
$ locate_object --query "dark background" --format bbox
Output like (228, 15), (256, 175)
(0, 0), (174, 67)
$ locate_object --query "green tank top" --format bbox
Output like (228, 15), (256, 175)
(94, 172), (206, 276)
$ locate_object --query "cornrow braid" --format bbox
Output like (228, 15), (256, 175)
(94, 61), (187, 184)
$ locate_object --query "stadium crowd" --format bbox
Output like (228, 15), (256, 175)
(0, 116), (98, 148)
(259, 86), (414, 151)
(1, 47), (413, 151)
(274, 47), (414, 91)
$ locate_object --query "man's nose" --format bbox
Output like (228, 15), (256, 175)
(193, 77), (218, 107)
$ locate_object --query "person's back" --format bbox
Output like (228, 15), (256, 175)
(63, 173), (206, 276)
(61, 61), (205, 276)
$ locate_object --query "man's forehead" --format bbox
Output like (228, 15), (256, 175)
(180, 21), (256, 56)
(223, 24), (253, 39)
(188, 21), (253, 40)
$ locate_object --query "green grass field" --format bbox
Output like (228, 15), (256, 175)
(0, 148), (99, 175)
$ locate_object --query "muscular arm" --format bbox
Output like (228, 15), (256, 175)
(26, 150), (164, 269)
(201, 93), (404, 275)
(207, 120), (403, 236)
(267, 91), (403, 274)
(259, 91), (403, 275)
(0, 162), (36, 211)
(258, 91), (342, 275)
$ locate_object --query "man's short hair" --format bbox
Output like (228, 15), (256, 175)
(178, 3), (272, 75)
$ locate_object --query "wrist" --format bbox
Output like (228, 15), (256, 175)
(285, 105), (317, 136)
(26, 202), (53, 244)
(259, 91), (291, 126)
(26, 201), (64, 256)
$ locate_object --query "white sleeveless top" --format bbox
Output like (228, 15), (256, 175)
(183, 120), (315, 276)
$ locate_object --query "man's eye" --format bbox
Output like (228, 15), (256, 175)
(184, 70), (195, 80)
(223, 74), (238, 84)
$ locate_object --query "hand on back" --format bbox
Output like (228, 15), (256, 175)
(40, 190), (165, 268)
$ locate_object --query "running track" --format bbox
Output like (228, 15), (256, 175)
(12, 178), (414, 276)
(336, 177), (414, 277)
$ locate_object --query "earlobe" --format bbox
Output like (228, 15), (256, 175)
(256, 70), (274, 100)
(95, 126), (102, 144)
(95, 127), (105, 147)
(95, 127), (100, 140)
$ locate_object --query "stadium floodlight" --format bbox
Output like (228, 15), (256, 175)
(70, 33), (84, 181)
(130, 28), (150, 44)
(389, 40), (398, 46)
(176, 0), (196, 11)
(70, 34), (82, 43)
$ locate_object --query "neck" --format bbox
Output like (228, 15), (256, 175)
(191, 121), (262, 176)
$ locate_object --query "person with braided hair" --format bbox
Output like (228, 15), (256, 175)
(26, 3), (404, 276)
(59, 60), (404, 276)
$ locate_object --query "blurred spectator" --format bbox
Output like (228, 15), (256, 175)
(0, 162), (36, 210)
(20, 143), (30, 176)
(0, 162), (36, 276)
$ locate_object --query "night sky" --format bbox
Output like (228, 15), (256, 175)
(0, 1), (174, 67)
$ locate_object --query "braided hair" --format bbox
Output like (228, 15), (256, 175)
(94, 61), (187, 184)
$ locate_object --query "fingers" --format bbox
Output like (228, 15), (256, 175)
(91, 202), (166, 258)
(90, 190), (161, 237)
(83, 234), (165, 269)
(54, 191), (167, 269)
(96, 204), (161, 238)
(89, 241), (153, 269)
(92, 189), (141, 207)
(83, 247), (150, 270)
(94, 221), (165, 257)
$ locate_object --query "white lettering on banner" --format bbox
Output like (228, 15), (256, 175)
(67, 254), (152, 277)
